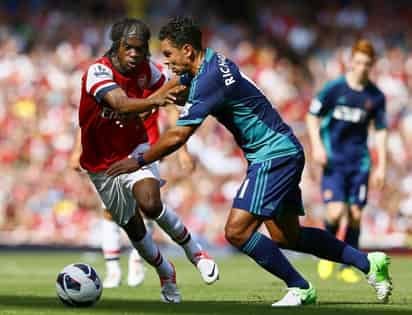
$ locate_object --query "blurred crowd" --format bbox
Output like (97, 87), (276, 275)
(1, 0), (412, 249)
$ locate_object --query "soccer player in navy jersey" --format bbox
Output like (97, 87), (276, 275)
(107, 18), (392, 306)
(306, 40), (388, 283)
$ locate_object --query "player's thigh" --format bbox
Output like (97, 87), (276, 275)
(322, 167), (347, 222)
(132, 178), (162, 217)
(88, 172), (138, 226)
(122, 162), (163, 218)
(233, 154), (304, 247)
(233, 153), (305, 218)
(321, 167), (346, 205)
(225, 207), (262, 247)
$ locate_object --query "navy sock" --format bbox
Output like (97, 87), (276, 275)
(241, 232), (309, 289)
(324, 221), (338, 236)
(345, 226), (360, 249)
(296, 227), (370, 274)
(340, 226), (361, 269)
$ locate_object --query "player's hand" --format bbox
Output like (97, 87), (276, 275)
(312, 144), (328, 166)
(177, 150), (196, 174)
(155, 85), (187, 107)
(173, 85), (189, 106)
(371, 166), (385, 190)
(106, 157), (141, 176)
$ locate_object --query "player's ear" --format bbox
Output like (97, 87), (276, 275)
(182, 43), (194, 58)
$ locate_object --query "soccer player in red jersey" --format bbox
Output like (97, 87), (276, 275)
(70, 64), (195, 290)
(77, 18), (219, 303)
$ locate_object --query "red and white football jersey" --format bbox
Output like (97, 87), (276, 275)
(79, 56), (165, 172)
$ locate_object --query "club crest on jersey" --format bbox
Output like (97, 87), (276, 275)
(138, 75), (147, 89)
(364, 99), (373, 110)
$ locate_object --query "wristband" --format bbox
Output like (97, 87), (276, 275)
(136, 154), (147, 167)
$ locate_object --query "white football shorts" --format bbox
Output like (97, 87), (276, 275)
(88, 143), (161, 226)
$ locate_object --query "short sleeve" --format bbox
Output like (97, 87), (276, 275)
(373, 95), (387, 130)
(177, 72), (224, 126)
(309, 81), (336, 117)
(86, 63), (119, 102)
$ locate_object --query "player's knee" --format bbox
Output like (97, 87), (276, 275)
(326, 203), (345, 223)
(224, 224), (249, 248)
(122, 220), (146, 242)
(138, 198), (163, 219)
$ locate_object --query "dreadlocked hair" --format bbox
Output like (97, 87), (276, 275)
(105, 18), (151, 57)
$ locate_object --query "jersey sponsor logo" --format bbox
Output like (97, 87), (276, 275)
(179, 102), (193, 118)
(217, 53), (236, 86)
(100, 106), (139, 121)
(93, 64), (111, 77)
(332, 105), (367, 123)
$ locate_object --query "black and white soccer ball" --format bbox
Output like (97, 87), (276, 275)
(56, 263), (102, 307)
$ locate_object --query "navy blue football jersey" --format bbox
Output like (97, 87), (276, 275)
(176, 48), (302, 163)
(309, 76), (386, 170)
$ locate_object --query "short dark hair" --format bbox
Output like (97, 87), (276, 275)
(158, 17), (202, 51)
(106, 18), (151, 57)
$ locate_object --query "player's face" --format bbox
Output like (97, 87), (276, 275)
(350, 52), (374, 81)
(117, 37), (146, 72)
(160, 39), (192, 75)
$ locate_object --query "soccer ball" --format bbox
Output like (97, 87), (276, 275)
(56, 263), (102, 307)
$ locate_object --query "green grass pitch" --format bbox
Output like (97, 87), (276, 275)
(0, 251), (411, 315)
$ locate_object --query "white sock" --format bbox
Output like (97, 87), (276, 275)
(131, 232), (173, 278)
(106, 259), (121, 274)
(155, 204), (202, 264)
(101, 218), (122, 273)
(129, 248), (142, 263)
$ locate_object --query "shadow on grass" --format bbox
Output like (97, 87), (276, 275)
(0, 295), (409, 315)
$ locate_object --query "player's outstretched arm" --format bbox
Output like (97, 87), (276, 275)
(164, 105), (196, 173)
(102, 81), (185, 114)
(106, 125), (196, 176)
